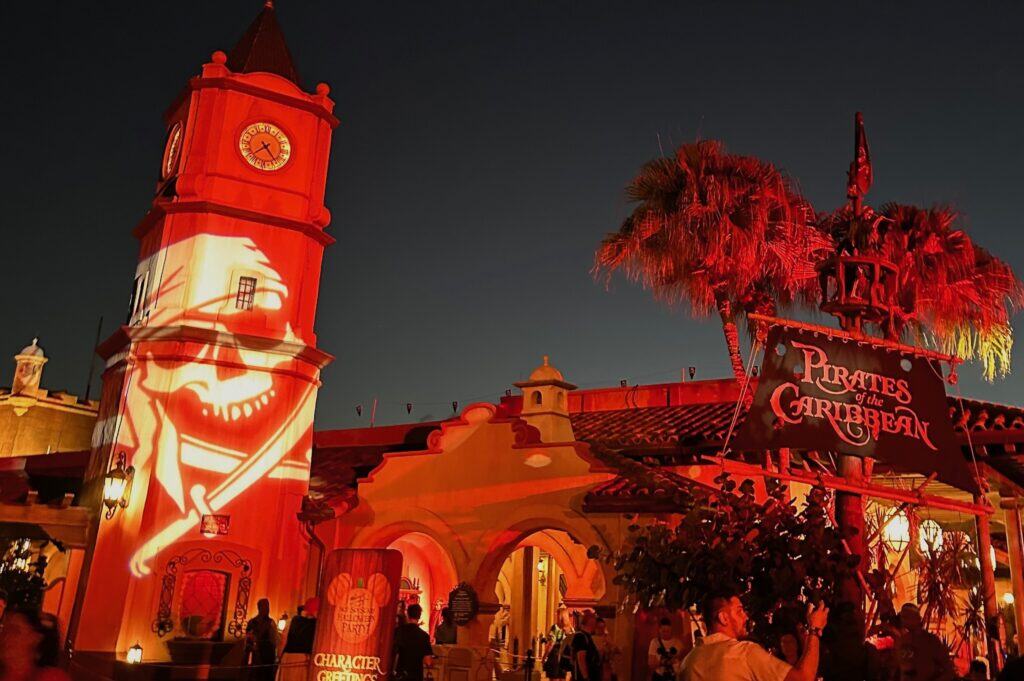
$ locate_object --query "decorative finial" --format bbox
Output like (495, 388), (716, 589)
(32, 337), (38, 346)
(542, 355), (549, 366)
(211, 50), (227, 65)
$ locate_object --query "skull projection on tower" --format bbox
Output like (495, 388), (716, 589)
(70, 2), (337, 658)
(123, 233), (319, 577)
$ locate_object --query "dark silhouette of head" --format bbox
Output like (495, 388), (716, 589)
(441, 607), (452, 622)
(257, 598), (270, 617)
(407, 603), (423, 622)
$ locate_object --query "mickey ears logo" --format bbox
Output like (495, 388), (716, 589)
(327, 572), (391, 643)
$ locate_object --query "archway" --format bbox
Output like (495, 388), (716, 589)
(490, 529), (606, 670)
(387, 532), (459, 638)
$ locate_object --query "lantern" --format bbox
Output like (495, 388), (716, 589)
(102, 452), (135, 520)
(1003, 592), (1015, 605)
(126, 643), (143, 664)
(918, 519), (943, 555)
(991, 546), (997, 568)
(278, 612), (289, 631)
(882, 511), (910, 552)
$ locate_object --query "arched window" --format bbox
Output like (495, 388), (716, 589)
(532, 391), (543, 406)
(556, 392), (564, 408)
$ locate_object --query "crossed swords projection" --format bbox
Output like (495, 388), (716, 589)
(129, 383), (315, 577)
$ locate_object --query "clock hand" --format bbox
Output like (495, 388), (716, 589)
(257, 141), (272, 159)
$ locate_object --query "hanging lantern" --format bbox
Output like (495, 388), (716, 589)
(882, 511), (910, 552)
(277, 612), (289, 631)
(102, 452), (135, 520)
(688, 366), (697, 380)
(406, 402), (413, 414)
(126, 642), (143, 664)
(918, 519), (943, 555)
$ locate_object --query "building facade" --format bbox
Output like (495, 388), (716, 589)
(1, 4), (1024, 681)
(0, 339), (98, 458)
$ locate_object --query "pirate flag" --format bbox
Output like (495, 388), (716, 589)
(846, 112), (873, 201)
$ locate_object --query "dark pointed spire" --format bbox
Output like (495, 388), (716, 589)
(227, 1), (301, 87)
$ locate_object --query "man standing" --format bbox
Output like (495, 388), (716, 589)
(894, 603), (954, 681)
(393, 603), (434, 681)
(680, 588), (828, 681)
(571, 611), (603, 681)
(434, 607), (457, 645)
(648, 617), (687, 680)
(279, 597), (318, 681)
(245, 598), (279, 681)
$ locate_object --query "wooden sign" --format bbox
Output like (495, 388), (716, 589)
(447, 582), (479, 626)
(735, 324), (979, 493)
(199, 514), (230, 536)
(310, 548), (403, 681)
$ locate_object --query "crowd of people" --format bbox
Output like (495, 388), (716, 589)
(4, 584), (1024, 681)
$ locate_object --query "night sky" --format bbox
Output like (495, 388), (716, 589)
(2, 1), (1022, 429)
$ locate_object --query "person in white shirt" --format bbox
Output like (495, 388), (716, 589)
(648, 617), (687, 680)
(680, 588), (828, 681)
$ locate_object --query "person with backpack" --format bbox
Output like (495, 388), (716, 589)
(543, 616), (573, 679)
(571, 611), (603, 681)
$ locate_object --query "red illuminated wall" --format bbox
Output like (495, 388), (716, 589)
(71, 46), (336, 660)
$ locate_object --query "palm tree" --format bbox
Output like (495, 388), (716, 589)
(826, 203), (1024, 380)
(594, 140), (830, 380)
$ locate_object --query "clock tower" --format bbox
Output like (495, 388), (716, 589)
(71, 3), (336, 664)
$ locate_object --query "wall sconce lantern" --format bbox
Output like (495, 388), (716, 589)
(277, 612), (289, 632)
(126, 642), (143, 664)
(103, 451), (135, 520)
(1003, 592), (1015, 606)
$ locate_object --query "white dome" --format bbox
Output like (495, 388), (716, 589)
(18, 338), (44, 358)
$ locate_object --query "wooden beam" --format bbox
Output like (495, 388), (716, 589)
(704, 456), (993, 516)
(0, 503), (92, 526)
(746, 314), (961, 364)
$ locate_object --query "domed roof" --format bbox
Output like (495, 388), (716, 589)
(529, 355), (564, 382)
(17, 338), (44, 358)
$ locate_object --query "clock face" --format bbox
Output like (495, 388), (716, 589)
(239, 122), (291, 171)
(162, 122), (183, 179)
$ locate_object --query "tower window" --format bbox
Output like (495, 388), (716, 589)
(532, 391), (543, 406)
(128, 271), (150, 323)
(235, 276), (257, 310)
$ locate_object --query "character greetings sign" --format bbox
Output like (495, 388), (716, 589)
(311, 549), (403, 681)
(734, 325), (979, 493)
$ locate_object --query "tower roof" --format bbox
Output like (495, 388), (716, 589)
(17, 338), (45, 359)
(227, 1), (301, 87)
(528, 355), (564, 383)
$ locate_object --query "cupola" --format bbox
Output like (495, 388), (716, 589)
(10, 338), (47, 414)
(514, 356), (576, 442)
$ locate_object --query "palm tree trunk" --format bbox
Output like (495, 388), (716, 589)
(716, 296), (747, 382)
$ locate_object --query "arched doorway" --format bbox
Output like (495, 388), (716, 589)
(491, 529), (606, 669)
(387, 532), (458, 638)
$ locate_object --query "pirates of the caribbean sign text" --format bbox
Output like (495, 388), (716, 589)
(735, 325), (978, 493)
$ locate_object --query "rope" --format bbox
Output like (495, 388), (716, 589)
(66, 656), (308, 681)
(719, 339), (762, 459)
(953, 381), (986, 496)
